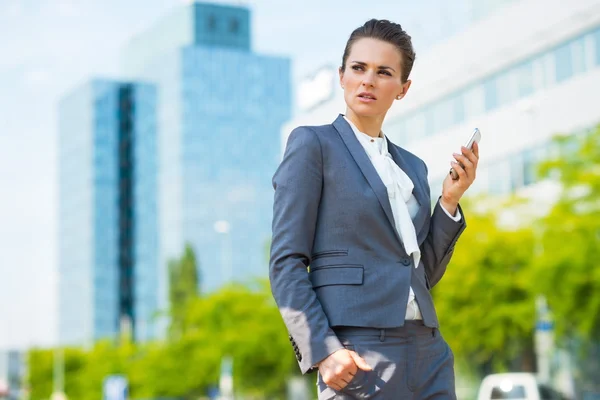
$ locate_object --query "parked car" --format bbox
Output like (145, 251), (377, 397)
(478, 373), (569, 400)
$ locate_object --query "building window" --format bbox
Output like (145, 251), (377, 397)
(452, 92), (465, 125)
(515, 60), (534, 98)
(423, 106), (434, 138)
(495, 70), (514, 107)
(384, 118), (407, 146)
(229, 18), (239, 33)
(522, 145), (546, 186)
(571, 37), (586, 75)
(483, 77), (498, 111)
(509, 152), (524, 191)
(554, 42), (573, 82)
(594, 27), (600, 65)
(431, 97), (453, 134)
(207, 15), (217, 31)
(463, 84), (485, 121)
(405, 111), (426, 140)
(488, 158), (511, 196)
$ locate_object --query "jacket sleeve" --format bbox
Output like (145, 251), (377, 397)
(269, 126), (343, 374)
(419, 161), (467, 288)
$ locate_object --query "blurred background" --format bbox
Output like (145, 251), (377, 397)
(1, 0), (599, 398)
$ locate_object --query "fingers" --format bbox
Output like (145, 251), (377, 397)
(323, 371), (353, 391)
(320, 349), (367, 390)
(450, 161), (467, 182)
(453, 152), (473, 171)
(471, 141), (480, 159)
(453, 148), (478, 182)
(350, 351), (372, 371)
(460, 144), (479, 169)
(341, 372), (355, 385)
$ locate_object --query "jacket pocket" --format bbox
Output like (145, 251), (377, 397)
(311, 249), (348, 260)
(309, 265), (363, 288)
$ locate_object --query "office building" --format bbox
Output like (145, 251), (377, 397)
(283, 0), (600, 203)
(58, 80), (158, 343)
(58, 1), (291, 344)
(120, 2), (292, 307)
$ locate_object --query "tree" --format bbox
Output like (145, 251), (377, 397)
(169, 243), (200, 336)
(433, 198), (537, 372)
(27, 348), (54, 400)
(177, 280), (297, 398)
(533, 125), (600, 341)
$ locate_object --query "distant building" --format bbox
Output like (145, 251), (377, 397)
(121, 1), (292, 302)
(58, 1), (292, 344)
(0, 350), (25, 398)
(283, 0), (600, 201)
(58, 80), (158, 343)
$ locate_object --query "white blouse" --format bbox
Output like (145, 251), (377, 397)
(344, 116), (461, 319)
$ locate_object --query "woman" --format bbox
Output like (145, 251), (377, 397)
(269, 19), (479, 399)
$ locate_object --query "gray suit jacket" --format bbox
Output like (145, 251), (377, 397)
(269, 115), (466, 374)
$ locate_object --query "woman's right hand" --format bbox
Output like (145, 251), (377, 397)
(318, 348), (372, 390)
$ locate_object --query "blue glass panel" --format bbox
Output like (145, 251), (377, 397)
(595, 27), (600, 65)
(554, 42), (573, 82)
(484, 76), (498, 111)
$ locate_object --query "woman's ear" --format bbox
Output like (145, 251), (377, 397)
(400, 79), (412, 98)
(339, 66), (345, 89)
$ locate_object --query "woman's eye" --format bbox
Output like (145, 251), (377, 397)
(351, 65), (364, 71)
(379, 70), (391, 76)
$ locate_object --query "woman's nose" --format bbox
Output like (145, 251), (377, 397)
(362, 72), (375, 87)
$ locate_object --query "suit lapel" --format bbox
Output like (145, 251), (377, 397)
(332, 115), (401, 244)
(386, 140), (429, 242)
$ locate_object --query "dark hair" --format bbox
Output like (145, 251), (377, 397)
(340, 19), (416, 83)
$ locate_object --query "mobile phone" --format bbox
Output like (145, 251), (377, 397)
(449, 128), (481, 180)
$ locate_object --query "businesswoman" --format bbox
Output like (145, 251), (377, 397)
(269, 19), (479, 399)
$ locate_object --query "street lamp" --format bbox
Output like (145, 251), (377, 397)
(213, 220), (232, 284)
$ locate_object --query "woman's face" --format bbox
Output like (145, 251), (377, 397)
(339, 37), (411, 118)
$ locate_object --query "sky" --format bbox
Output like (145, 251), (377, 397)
(0, 0), (468, 349)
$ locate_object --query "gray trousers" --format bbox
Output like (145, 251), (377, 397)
(316, 321), (456, 399)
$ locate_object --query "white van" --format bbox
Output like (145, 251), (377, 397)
(477, 373), (569, 400)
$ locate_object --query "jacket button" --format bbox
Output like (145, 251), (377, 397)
(401, 258), (411, 266)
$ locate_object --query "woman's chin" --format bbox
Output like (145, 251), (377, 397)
(349, 105), (383, 118)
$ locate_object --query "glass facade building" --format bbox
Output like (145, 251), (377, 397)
(58, 1), (291, 344)
(122, 2), (291, 312)
(58, 80), (157, 344)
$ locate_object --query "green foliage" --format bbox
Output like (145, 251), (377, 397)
(433, 198), (537, 371)
(179, 280), (296, 397)
(435, 124), (600, 374)
(533, 126), (600, 341)
(169, 243), (200, 336)
(27, 280), (295, 400)
(26, 125), (600, 397)
(28, 348), (54, 400)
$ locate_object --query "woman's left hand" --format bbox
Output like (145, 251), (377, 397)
(440, 141), (479, 214)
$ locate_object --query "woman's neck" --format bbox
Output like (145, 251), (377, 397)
(345, 109), (384, 138)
